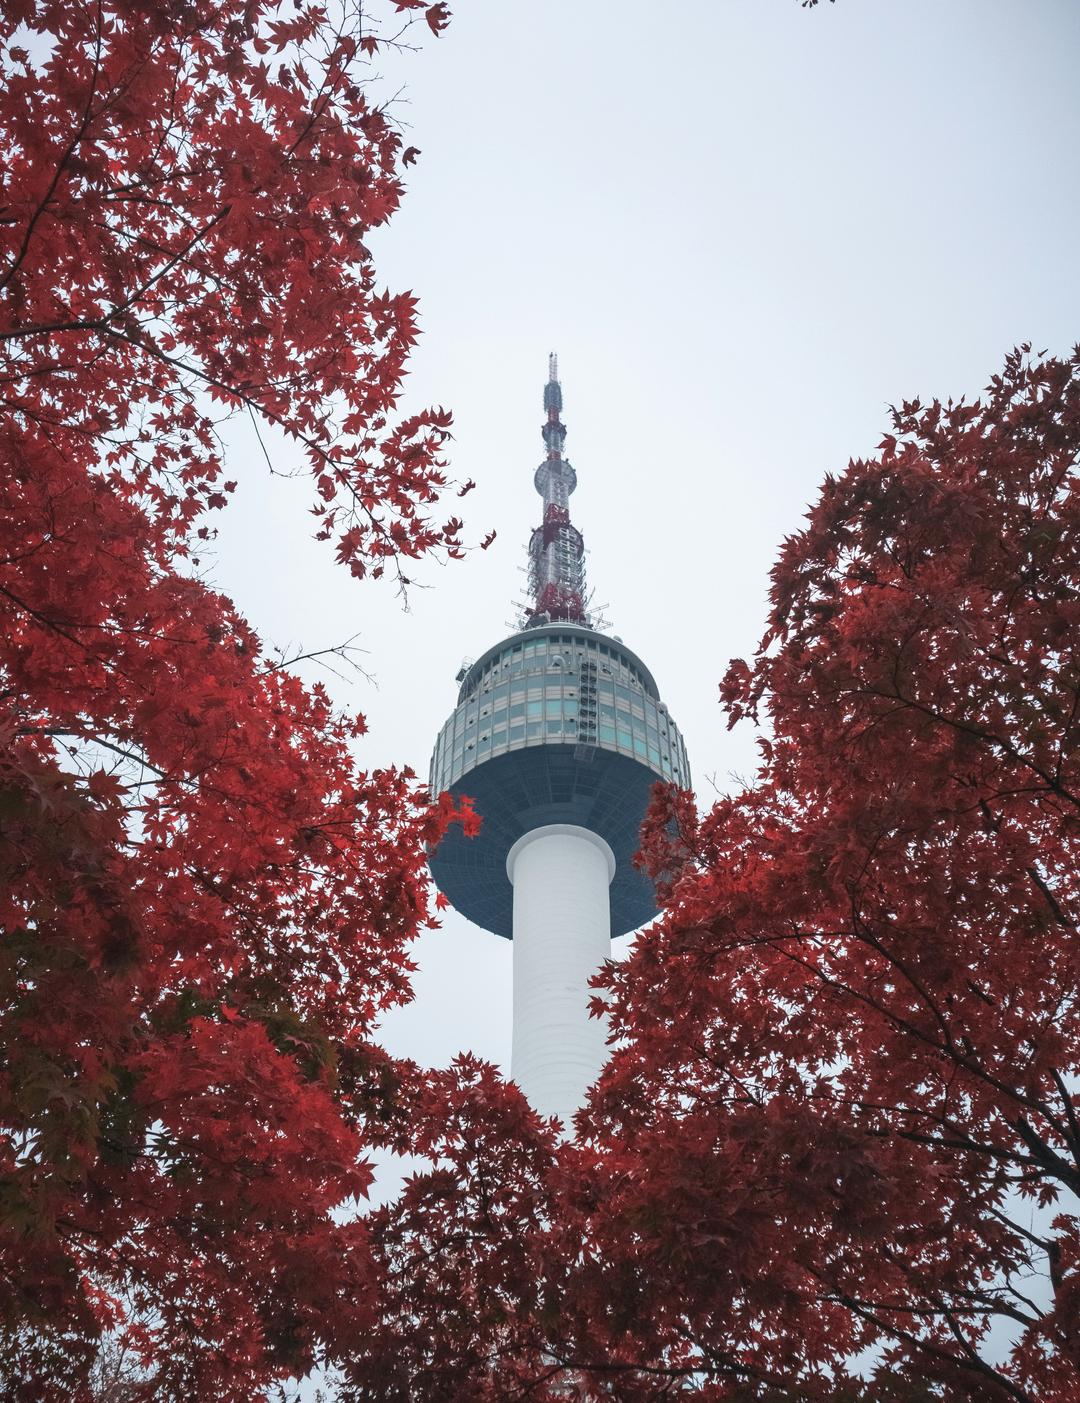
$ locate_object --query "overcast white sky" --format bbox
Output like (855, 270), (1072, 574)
(211, 0), (1080, 1109)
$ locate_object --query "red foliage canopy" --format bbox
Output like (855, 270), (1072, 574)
(579, 347), (1080, 1401)
(0, 1), (471, 1396)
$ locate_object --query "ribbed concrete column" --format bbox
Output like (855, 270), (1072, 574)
(506, 823), (615, 1127)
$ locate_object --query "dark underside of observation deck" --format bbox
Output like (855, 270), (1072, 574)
(428, 743), (663, 940)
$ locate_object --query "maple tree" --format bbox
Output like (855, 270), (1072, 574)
(0, 0), (472, 1397)
(573, 345), (1080, 1400)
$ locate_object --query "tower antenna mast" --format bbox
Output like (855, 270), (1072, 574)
(524, 353), (589, 629)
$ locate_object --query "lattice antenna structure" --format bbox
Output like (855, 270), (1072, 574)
(523, 354), (590, 629)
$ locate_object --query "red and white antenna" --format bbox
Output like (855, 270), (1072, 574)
(524, 353), (589, 628)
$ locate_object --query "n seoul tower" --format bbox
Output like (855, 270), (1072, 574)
(429, 356), (689, 1126)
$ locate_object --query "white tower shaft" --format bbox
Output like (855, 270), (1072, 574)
(506, 824), (615, 1126)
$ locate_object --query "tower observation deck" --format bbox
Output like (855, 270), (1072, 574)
(428, 356), (689, 1126)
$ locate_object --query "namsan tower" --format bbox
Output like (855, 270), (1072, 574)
(428, 356), (689, 1126)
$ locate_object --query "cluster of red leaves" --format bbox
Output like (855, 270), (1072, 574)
(0, 1), (474, 1397)
(346, 1054), (570, 1401)
(344, 349), (1080, 1403)
(577, 347), (1080, 1401)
